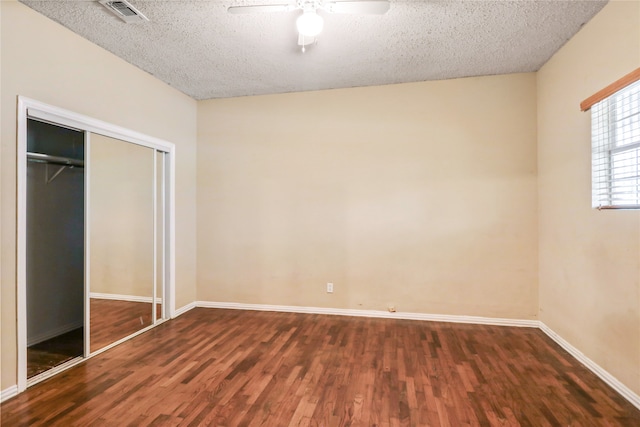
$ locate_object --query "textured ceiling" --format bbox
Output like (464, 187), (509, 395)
(20, 0), (607, 100)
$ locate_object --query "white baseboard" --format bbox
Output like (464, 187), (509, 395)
(1, 385), (18, 403)
(27, 320), (83, 347)
(539, 322), (640, 411)
(90, 292), (162, 304)
(195, 301), (539, 328)
(173, 302), (196, 318)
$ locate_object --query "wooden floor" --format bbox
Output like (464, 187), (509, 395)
(2, 308), (639, 426)
(90, 298), (159, 352)
(27, 299), (161, 378)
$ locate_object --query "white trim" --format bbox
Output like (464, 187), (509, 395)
(27, 321), (84, 347)
(194, 301), (539, 328)
(84, 131), (92, 358)
(173, 302), (197, 318)
(167, 149), (176, 318)
(1, 386), (18, 403)
(24, 98), (173, 152)
(90, 292), (162, 304)
(160, 152), (168, 319)
(539, 322), (640, 411)
(153, 150), (158, 324)
(16, 97), (28, 392)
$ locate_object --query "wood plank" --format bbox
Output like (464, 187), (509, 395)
(90, 298), (158, 352)
(2, 308), (639, 426)
(580, 67), (640, 111)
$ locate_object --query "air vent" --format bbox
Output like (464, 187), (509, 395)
(99, 0), (149, 23)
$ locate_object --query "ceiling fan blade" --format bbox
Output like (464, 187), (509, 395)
(324, 0), (390, 14)
(228, 4), (294, 14)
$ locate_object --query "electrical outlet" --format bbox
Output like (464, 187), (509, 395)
(326, 283), (334, 293)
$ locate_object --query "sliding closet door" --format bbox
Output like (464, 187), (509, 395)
(18, 96), (176, 391)
(88, 134), (155, 353)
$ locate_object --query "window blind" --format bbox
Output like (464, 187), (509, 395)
(592, 79), (640, 209)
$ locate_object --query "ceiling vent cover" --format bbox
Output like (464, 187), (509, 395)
(99, 0), (149, 23)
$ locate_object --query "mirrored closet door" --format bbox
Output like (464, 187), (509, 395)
(18, 97), (175, 390)
(88, 135), (157, 353)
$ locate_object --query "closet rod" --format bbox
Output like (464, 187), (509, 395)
(27, 152), (84, 168)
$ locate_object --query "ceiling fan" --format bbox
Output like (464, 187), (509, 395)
(228, 0), (390, 51)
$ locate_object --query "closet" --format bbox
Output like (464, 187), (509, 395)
(26, 119), (85, 378)
(18, 97), (175, 390)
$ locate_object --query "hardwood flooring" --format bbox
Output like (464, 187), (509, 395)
(27, 328), (83, 378)
(90, 298), (160, 352)
(27, 299), (161, 378)
(2, 308), (639, 426)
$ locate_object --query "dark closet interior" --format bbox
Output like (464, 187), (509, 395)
(26, 119), (85, 377)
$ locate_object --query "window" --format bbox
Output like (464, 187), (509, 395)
(589, 76), (640, 209)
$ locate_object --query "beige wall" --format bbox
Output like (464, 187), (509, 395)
(1, 2), (198, 390)
(537, 0), (640, 396)
(197, 74), (539, 318)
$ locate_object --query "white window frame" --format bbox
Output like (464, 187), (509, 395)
(591, 80), (640, 209)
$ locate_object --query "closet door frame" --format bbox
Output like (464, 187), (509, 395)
(16, 96), (177, 393)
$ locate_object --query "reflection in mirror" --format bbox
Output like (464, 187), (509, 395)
(89, 134), (155, 352)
